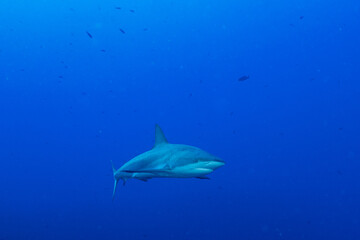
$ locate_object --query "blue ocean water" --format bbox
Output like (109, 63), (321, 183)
(0, 0), (359, 239)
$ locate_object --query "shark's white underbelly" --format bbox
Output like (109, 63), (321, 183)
(131, 161), (224, 179)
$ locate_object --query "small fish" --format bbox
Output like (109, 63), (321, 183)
(129, 9), (135, 13)
(300, 16), (304, 20)
(238, 75), (250, 81)
(86, 31), (93, 39)
(119, 28), (125, 34)
(100, 49), (106, 52)
(115, 7), (122, 10)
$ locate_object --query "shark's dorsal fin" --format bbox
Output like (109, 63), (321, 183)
(154, 124), (168, 148)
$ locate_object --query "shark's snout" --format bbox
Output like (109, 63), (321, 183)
(193, 158), (225, 170)
(208, 159), (225, 170)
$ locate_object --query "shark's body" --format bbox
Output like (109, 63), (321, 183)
(112, 125), (224, 198)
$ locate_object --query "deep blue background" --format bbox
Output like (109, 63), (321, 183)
(0, 0), (359, 239)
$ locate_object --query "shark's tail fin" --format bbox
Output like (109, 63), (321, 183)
(111, 161), (119, 200)
(111, 160), (116, 175)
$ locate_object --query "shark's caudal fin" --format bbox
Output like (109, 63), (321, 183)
(154, 124), (168, 148)
(111, 160), (116, 175)
(112, 179), (119, 201)
(111, 161), (119, 200)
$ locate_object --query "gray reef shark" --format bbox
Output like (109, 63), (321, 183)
(111, 124), (225, 199)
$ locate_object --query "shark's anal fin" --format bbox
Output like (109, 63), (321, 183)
(196, 176), (210, 180)
(137, 178), (149, 182)
(154, 124), (168, 148)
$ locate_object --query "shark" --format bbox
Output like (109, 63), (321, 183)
(111, 124), (225, 199)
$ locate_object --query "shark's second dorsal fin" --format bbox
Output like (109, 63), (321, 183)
(154, 124), (168, 148)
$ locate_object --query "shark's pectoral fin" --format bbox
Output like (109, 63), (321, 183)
(196, 176), (210, 180)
